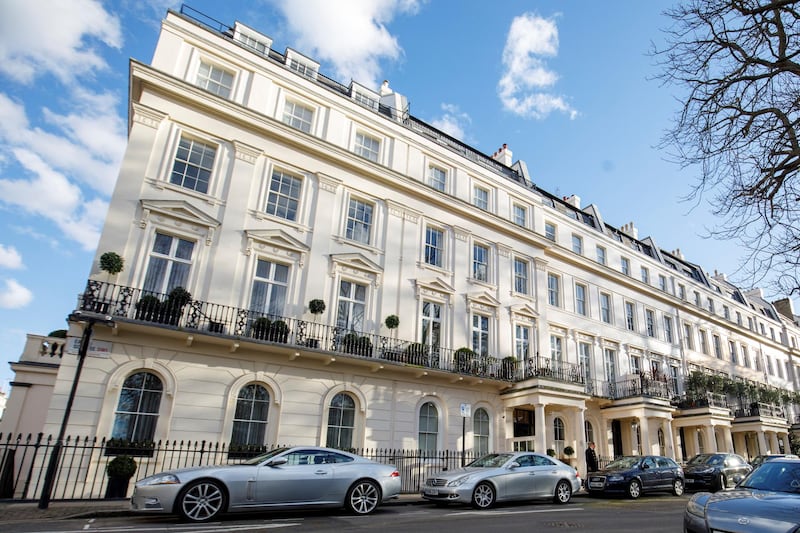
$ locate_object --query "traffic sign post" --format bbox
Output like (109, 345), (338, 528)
(460, 403), (471, 466)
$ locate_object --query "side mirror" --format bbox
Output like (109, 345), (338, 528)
(641, 463), (650, 470)
(266, 457), (288, 467)
(508, 461), (521, 469)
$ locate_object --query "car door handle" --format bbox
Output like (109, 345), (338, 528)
(315, 470), (328, 475)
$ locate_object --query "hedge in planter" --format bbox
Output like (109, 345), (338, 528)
(105, 455), (137, 499)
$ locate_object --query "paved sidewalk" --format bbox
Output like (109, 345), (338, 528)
(0, 494), (425, 524)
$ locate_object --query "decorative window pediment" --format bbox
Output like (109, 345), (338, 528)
(139, 199), (220, 245)
(510, 302), (538, 321)
(466, 291), (501, 315)
(415, 277), (455, 295)
(245, 229), (309, 265)
(329, 253), (383, 286)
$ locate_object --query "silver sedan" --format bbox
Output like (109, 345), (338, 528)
(131, 446), (401, 522)
(421, 452), (582, 509)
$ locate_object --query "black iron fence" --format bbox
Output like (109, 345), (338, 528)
(0, 433), (479, 501)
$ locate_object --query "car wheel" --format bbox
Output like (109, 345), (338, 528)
(672, 478), (684, 496)
(627, 479), (642, 499)
(346, 479), (381, 515)
(553, 480), (572, 504)
(472, 481), (496, 509)
(177, 480), (226, 522)
(714, 473), (727, 492)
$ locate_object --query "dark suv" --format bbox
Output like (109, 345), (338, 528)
(683, 453), (751, 491)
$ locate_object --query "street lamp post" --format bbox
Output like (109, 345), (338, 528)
(38, 310), (115, 509)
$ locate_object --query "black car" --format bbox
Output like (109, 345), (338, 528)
(684, 458), (800, 533)
(683, 453), (751, 492)
(585, 455), (684, 499)
(750, 454), (799, 469)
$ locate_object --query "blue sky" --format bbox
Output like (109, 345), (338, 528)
(0, 0), (790, 391)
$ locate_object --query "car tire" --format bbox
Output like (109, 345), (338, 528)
(672, 478), (684, 496)
(553, 480), (572, 504)
(472, 481), (496, 509)
(346, 479), (381, 515)
(627, 479), (642, 499)
(177, 479), (226, 522)
(714, 473), (726, 492)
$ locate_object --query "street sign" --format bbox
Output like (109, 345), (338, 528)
(460, 403), (471, 417)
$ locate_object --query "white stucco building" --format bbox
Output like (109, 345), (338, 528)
(4, 7), (800, 481)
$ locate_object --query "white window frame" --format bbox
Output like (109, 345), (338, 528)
(547, 273), (561, 307)
(472, 184), (490, 210)
(353, 130), (381, 163)
(196, 59), (235, 99)
(624, 301), (636, 331)
(345, 197), (374, 245)
(596, 245), (606, 265)
(282, 98), (315, 133)
(645, 309), (656, 337)
(544, 221), (556, 242)
(427, 163), (447, 192)
(512, 203), (528, 227)
(513, 257), (530, 295)
(600, 292), (612, 324)
(424, 225), (446, 269)
(472, 242), (490, 283)
(621, 257), (631, 276)
(264, 168), (303, 222)
(575, 282), (588, 316)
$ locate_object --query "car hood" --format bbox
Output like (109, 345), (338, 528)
(591, 466), (634, 476)
(683, 463), (715, 473)
(703, 490), (800, 533)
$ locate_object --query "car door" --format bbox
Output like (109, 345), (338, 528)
(256, 449), (336, 504)
(655, 457), (676, 489)
(500, 454), (539, 500)
(638, 457), (659, 491)
(530, 455), (562, 498)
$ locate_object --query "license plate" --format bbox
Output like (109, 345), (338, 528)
(589, 482), (603, 488)
(424, 488), (439, 496)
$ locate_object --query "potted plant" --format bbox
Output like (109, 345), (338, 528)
(309, 299), (326, 317)
(251, 317), (271, 340)
(546, 448), (556, 457)
(268, 320), (290, 343)
(404, 342), (427, 364)
(99, 251), (124, 279)
(162, 286), (191, 325)
(384, 314), (399, 330)
(105, 455), (137, 498)
(135, 294), (162, 322)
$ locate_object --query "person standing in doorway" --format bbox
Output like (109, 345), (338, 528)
(585, 441), (599, 474)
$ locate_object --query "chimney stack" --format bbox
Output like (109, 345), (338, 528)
(492, 143), (513, 166)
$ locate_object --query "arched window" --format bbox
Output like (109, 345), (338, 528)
(473, 408), (489, 454)
(658, 428), (666, 456)
(326, 393), (356, 449)
(585, 421), (594, 445)
(111, 372), (163, 443)
(231, 383), (270, 446)
(553, 417), (566, 455)
(419, 402), (438, 454)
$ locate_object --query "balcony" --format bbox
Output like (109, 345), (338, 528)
(79, 280), (588, 387)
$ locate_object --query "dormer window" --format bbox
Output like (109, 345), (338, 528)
(233, 23), (272, 56)
(351, 82), (380, 111)
(285, 49), (319, 80)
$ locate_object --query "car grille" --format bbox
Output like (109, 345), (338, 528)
(425, 478), (448, 487)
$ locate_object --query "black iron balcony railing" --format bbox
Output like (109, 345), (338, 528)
(674, 392), (730, 410)
(79, 280), (589, 386)
(733, 402), (785, 419)
(609, 374), (672, 401)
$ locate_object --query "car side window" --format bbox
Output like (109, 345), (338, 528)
(643, 457), (656, 469)
(656, 458), (671, 468)
(516, 455), (534, 467)
(533, 455), (556, 467)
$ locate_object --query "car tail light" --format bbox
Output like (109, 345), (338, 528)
(390, 471), (400, 478)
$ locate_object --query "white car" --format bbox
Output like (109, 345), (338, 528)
(131, 446), (401, 522)
(421, 452), (581, 509)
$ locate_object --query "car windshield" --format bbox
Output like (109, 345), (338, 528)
(687, 454), (718, 465)
(240, 447), (290, 465)
(739, 462), (800, 494)
(468, 454), (514, 468)
(604, 457), (641, 470)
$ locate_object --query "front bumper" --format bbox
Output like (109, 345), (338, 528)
(130, 484), (181, 514)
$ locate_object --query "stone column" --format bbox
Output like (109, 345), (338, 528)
(757, 431), (768, 455)
(704, 425), (717, 453)
(535, 403), (547, 453)
(575, 408), (586, 473)
(638, 416), (651, 456)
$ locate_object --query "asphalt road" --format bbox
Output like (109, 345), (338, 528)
(0, 494), (689, 533)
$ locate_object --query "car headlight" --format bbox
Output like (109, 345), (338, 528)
(686, 496), (705, 518)
(607, 475), (624, 482)
(138, 473), (180, 486)
(446, 475), (473, 487)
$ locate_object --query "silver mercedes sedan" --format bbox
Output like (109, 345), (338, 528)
(131, 446), (401, 522)
(421, 452), (582, 509)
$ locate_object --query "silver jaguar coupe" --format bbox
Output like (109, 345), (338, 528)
(130, 446), (401, 522)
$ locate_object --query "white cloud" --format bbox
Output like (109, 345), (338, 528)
(270, 0), (421, 88)
(0, 278), (33, 309)
(0, 92), (125, 196)
(497, 13), (577, 120)
(0, 149), (105, 251)
(0, 245), (23, 269)
(430, 104), (471, 141)
(0, 0), (122, 84)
